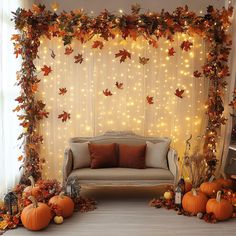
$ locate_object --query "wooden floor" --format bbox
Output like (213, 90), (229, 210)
(6, 186), (236, 236)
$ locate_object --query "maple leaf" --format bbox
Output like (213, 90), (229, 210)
(146, 96), (154, 104)
(193, 70), (202, 78)
(139, 57), (149, 65)
(14, 48), (22, 58)
(41, 65), (52, 76)
(50, 49), (56, 59)
(74, 53), (84, 64)
(115, 82), (124, 89)
(38, 111), (49, 119)
(175, 89), (185, 98)
(59, 87), (67, 95)
(13, 105), (21, 112)
(180, 40), (193, 51)
(131, 3), (141, 15)
(103, 89), (113, 96)
(148, 39), (158, 48)
(11, 34), (20, 41)
(115, 49), (131, 63)
(58, 111), (71, 122)
(15, 96), (24, 103)
(64, 45), (74, 55)
(92, 41), (104, 49)
(18, 155), (23, 161)
(168, 47), (176, 56)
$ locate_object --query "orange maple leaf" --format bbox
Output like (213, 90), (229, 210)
(74, 53), (84, 64)
(58, 111), (71, 122)
(103, 89), (113, 96)
(92, 41), (104, 49)
(41, 65), (52, 76)
(146, 96), (154, 104)
(115, 49), (131, 63)
(11, 34), (20, 41)
(168, 47), (176, 56)
(18, 155), (23, 161)
(59, 88), (67, 95)
(175, 89), (185, 98)
(64, 45), (74, 55)
(115, 82), (124, 89)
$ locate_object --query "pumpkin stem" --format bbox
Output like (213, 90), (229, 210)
(28, 196), (38, 208)
(216, 191), (221, 203)
(192, 188), (197, 196)
(28, 176), (35, 187)
(59, 192), (65, 198)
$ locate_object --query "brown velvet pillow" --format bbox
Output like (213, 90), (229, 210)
(119, 144), (146, 169)
(88, 143), (117, 169)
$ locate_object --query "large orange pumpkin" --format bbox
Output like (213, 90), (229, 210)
(182, 189), (208, 215)
(23, 176), (41, 198)
(200, 181), (221, 196)
(215, 178), (233, 189)
(49, 192), (74, 218)
(206, 191), (233, 221)
(21, 196), (51, 231)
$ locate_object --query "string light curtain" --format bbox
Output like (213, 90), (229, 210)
(36, 34), (208, 180)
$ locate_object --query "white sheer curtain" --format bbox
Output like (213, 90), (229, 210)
(0, 0), (32, 196)
(36, 34), (209, 180)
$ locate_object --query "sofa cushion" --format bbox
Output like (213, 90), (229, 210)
(119, 144), (146, 169)
(145, 141), (170, 169)
(69, 168), (174, 180)
(88, 143), (117, 168)
(70, 142), (90, 169)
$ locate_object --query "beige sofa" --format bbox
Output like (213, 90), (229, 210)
(63, 131), (178, 186)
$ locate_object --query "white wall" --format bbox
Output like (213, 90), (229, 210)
(35, 0), (225, 14)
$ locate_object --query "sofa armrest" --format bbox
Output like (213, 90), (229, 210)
(63, 147), (73, 185)
(167, 148), (179, 185)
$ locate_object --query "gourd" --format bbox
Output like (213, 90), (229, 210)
(54, 215), (64, 224)
(23, 176), (41, 198)
(215, 178), (233, 189)
(182, 189), (208, 214)
(21, 196), (51, 231)
(49, 192), (74, 218)
(206, 191), (233, 221)
(200, 181), (221, 196)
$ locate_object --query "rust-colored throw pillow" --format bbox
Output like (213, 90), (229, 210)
(119, 144), (146, 169)
(88, 143), (117, 169)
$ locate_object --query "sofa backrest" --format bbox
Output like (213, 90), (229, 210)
(69, 131), (171, 146)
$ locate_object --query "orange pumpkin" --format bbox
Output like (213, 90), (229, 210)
(215, 178), (233, 189)
(23, 176), (41, 198)
(206, 191), (233, 221)
(185, 181), (192, 193)
(182, 189), (208, 215)
(21, 196), (51, 231)
(49, 192), (74, 218)
(200, 181), (221, 196)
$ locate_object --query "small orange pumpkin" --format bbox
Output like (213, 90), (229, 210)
(49, 192), (74, 218)
(21, 196), (51, 231)
(23, 176), (41, 199)
(206, 191), (233, 221)
(215, 178), (233, 189)
(182, 189), (208, 215)
(200, 181), (221, 196)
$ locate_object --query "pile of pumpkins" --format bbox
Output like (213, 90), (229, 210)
(182, 178), (235, 221)
(20, 176), (75, 231)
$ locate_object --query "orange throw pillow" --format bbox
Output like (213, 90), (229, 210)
(119, 144), (146, 169)
(88, 143), (117, 168)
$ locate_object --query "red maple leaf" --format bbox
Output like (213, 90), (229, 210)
(168, 47), (176, 56)
(58, 111), (71, 122)
(41, 65), (52, 76)
(175, 89), (185, 98)
(146, 96), (154, 104)
(64, 45), (74, 55)
(148, 39), (158, 48)
(115, 82), (124, 89)
(180, 40), (193, 51)
(92, 41), (104, 49)
(59, 88), (67, 95)
(115, 49), (131, 63)
(103, 89), (113, 96)
(193, 70), (202, 78)
(139, 57), (149, 65)
(74, 53), (84, 64)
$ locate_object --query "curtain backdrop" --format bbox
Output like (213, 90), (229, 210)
(36, 34), (210, 180)
(0, 0), (32, 196)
